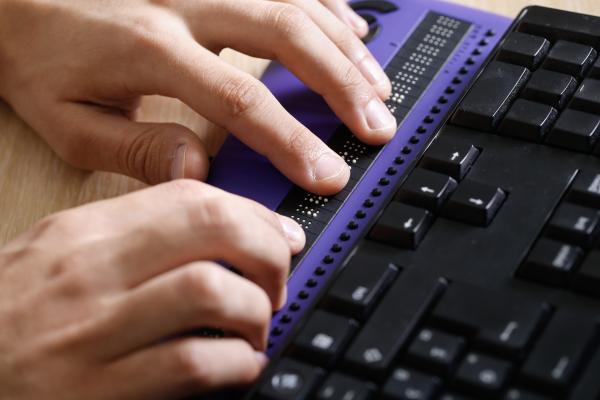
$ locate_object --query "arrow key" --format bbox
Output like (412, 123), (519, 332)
(396, 169), (458, 213)
(370, 202), (435, 249)
(421, 140), (480, 180)
(442, 180), (507, 226)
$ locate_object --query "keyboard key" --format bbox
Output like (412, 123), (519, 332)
(567, 170), (600, 208)
(496, 32), (550, 69)
(543, 40), (597, 77)
(499, 99), (558, 142)
(455, 353), (512, 395)
(519, 239), (584, 286)
(381, 368), (441, 400)
(439, 394), (471, 400)
(395, 169), (458, 213)
(521, 310), (599, 393)
(369, 202), (434, 249)
(591, 57), (600, 79)
(420, 140), (480, 180)
(545, 203), (600, 247)
(316, 373), (375, 400)
(442, 180), (506, 226)
(568, 347), (600, 400)
(570, 79), (600, 115)
(522, 69), (578, 109)
(571, 250), (600, 297)
(406, 328), (465, 376)
(517, 6), (600, 46)
(291, 310), (358, 366)
(257, 358), (324, 400)
(323, 253), (398, 320)
(546, 109), (600, 152)
(350, 0), (399, 13)
(504, 388), (550, 400)
(431, 283), (549, 358)
(343, 277), (445, 376)
(452, 61), (530, 131)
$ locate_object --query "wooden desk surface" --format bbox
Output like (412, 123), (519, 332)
(0, 0), (597, 244)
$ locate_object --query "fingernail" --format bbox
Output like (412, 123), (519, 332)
(277, 215), (306, 247)
(170, 145), (187, 180)
(347, 10), (369, 35)
(364, 98), (397, 132)
(314, 153), (348, 182)
(358, 57), (391, 89)
(254, 352), (269, 369)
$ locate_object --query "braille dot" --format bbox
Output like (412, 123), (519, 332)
(445, 87), (455, 94)
(452, 77), (463, 85)
(394, 156), (405, 165)
(340, 232), (351, 241)
(363, 199), (374, 208)
(290, 302), (301, 311)
(438, 96), (448, 104)
(347, 221), (359, 230)
(314, 267), (326, 276)
(387, 167), (397, 176)
(459, 67), (469, 75)
(409, 136), (420, 144)
(356, 210), (367, 219)
(280, 314), (292, 323)
(417, 126), (427, 134)
(372, 188), (382, 196)
(323, 255), (334, 264)
(402, 146), (412, 154)
(379, 177), (390, 186)
(267, 341), (274, 349)
(479, 39), (489, 46)
(424, 115), (435, 124)
(485, 29), (496, 37)
(272, 327), (283, 336)
(431, 106), (442, 114)
(306, 279), (318, 288)
(299, 291), (309, 300)
(472, 48), (482, 56)
(466, 58), (475, 65)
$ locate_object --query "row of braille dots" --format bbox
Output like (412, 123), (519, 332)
(267, 27), (499, 349)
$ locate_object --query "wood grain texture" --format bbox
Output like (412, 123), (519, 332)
(0, 1), (597, 244)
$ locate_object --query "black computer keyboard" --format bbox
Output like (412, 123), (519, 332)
(249, 6), (600, 400)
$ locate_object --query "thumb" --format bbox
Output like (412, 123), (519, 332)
(47, 103), (210, 184)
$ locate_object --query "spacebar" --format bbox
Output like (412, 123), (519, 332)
(342, 273), (446, 377)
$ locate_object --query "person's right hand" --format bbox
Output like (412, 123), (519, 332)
(0, 180), (305, 399)
(0, 0), (396, 195)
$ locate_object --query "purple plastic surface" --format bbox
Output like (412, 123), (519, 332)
(207, 0), (511, 357)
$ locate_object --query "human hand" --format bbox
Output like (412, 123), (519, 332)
(0, 180), (305, 399)
(0, 0), (395, 195)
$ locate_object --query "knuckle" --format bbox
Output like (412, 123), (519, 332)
(34, 211), (81, 239)
(218, 76), (266, 120)
(165, 179), (207, 200)
(180, 264), (226, 307)
(285, 125), (317, 161)
(200, 196), (246, 238)
(117, 125), (165, 183)
(268, 4), (311, 38)
(173, 341), (216, 388)
(336, 62), (367, 95)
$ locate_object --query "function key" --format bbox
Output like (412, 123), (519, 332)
(291, 310), (357, 366)
(454, 353), (512, 395)
(442, 180), (506, 227)
(430, 283), (549, 358)
(381, 367), (441, 400)
(504, 388), (550, 400)
(316, 373), (375, 400)
(420, 140), (480, 180)
(257, 358), (324, 400)
(499, 99), (558, 142)
(545, 203), (600, 247)
(570, 78), (600, 115)
(452, 61), (530, 131)
(519, 238), (583, 286)
(567, 170), (600, 208)
(323, 253), (398, 320)
(546, 109), (600, 152)
(406, 328), (466, 376)
(396, 169), (458, 213)
(543, 40), (597, 77)
(522, 69), (578, 109)
(369, 202), (434, 249)
(496, 32), (550, 69)
(571, 250), (600, 297)
(520, 309), (599, 393)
